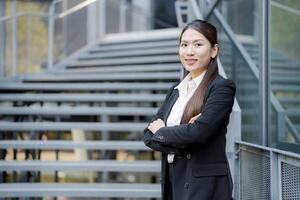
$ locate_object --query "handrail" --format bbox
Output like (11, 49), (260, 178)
(236, 140), (300, 159)
(57, 0), (97, 18)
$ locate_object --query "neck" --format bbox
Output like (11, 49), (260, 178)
(191, 68), (206, 79)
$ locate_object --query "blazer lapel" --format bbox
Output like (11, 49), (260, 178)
(163, 89), (179, 123)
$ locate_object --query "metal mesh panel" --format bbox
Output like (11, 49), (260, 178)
(281, 162), (300, 200)
(240, 147), (271, 200)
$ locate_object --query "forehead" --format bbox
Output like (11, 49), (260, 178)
(181, 28), (208, 42)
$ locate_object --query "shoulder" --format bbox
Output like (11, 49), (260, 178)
(203, 75), (236, 101)
(210, 75), (236, 91)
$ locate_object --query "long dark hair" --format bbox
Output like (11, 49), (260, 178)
(180, 19), (219, 124)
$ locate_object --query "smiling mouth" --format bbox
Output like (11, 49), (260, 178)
(185, 59), (198, 65)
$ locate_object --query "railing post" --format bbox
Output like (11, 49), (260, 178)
(259, 0), (270, 146)
(120, 0), (127, 32)
(48, 2), (55, 71)
(234, 142), (240, 200)
(99, 0), (106, 39)
(11, 0), (17, 77)
(0, 1), (5, 78)
(270, 151), (280, 200)
(277, 111), (286, 145)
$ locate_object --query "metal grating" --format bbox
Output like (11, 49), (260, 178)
(281, 162), (300, 200)
(240, 147), (271, 200)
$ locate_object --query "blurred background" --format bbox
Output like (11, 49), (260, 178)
(0, 0), (299, 199)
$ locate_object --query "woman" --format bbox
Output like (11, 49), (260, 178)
(143, 19), (235, 200)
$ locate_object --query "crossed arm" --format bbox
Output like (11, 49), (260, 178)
(143, 79), (235, 153)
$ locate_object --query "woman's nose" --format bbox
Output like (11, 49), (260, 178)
(186, 45), (194, 55)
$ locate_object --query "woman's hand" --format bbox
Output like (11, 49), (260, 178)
(189, 113), (202, 123)
(148, 119), (165, 134)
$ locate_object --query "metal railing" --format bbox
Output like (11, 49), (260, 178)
(0, 1), (49, 78)
(0, 0), (179, 78)
(235, 140), (300, 200)
(47, 0), (102, 71)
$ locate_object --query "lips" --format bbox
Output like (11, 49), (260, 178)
(185, 59), (198, 65)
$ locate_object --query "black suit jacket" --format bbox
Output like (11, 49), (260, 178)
(143, 74), (236, 200)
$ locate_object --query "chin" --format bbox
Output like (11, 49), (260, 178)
(184, 65), (196, 72)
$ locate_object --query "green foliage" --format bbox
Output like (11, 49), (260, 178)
(5, 0), (49, 74)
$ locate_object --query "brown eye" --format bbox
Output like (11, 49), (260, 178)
(180, 43), (187, 47)
(195, 43), (202, 47)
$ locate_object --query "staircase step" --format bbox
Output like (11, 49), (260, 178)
(277, 96), (300, 105)
(0, 82), (173, 91)
(0, 93), (165, 102)
(0, 183), (161, 198)
(286, 109), (300, 116)
(0, 106), (157, 116)
(62, 63), (181, 73)
(296, 125), (300, 132)
(80, 47), (178, 60)
(0, 160), (160, 172)
(0, 140), (148, 150)
(20, 72), (180, 82)
(0, 122), (146, 131)
(92, 39), (178, 52)
(68, 55), (180, 68)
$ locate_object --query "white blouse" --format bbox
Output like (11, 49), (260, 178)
(167, 71), (206, 127)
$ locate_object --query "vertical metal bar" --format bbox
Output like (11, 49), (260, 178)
(87, 1), (96, 44)
(48, 2), (55, 71)
(99, 0), (106, 39)
(0, 1), (5, 78)
(120, 0), (127, 32)
(270, 151), (280, 200)
(277, 111), (286, 144)
(100, 101), (109, 185)
(234, 142), (240, 200)
(232, 46), (237, 82)
(11, 0), (17, 76)
(260, 0), (270, 146)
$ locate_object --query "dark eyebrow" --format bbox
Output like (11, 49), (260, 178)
(181, 39), (205, 43)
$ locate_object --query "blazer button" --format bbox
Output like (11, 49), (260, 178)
(186, 153), (191, 159)
(184, 183), (189, 189)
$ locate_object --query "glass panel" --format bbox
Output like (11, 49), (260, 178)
(53, 1), (91, 65)
(270, 0), (300, 153)
(16, 15), (48, 75)
(3, 19), (12, 77)
(209, 13), (262, 144)
(16, 0), (50, 13)
(217, 0), (261, 67)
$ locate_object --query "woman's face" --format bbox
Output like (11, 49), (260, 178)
(179, 28), (218, 78)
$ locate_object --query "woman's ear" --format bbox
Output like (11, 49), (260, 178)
(211, 44), (219, 59)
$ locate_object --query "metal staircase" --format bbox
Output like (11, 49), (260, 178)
(0, 30), (182, 198)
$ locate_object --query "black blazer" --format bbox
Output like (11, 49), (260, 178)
(143, 74), (236, 200)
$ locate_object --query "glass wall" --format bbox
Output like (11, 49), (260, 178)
(213, 0), (300, 153)
(214, 0), (263, 145)
(270, 0), (300, 152)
